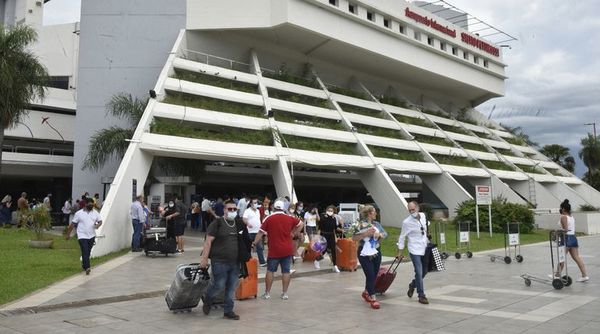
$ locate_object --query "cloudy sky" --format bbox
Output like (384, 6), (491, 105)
(43, 0), (599, 177)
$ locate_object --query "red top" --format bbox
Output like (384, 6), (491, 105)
(260, 212), (301, 258)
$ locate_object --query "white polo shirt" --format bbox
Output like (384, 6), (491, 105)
(243, 208), (261, 234)
(72, 209), (102, 240)
(397, 212), (428, 256)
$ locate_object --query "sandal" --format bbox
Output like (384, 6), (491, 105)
(361, 291), (370, 302)
(370, 299), (380, 309)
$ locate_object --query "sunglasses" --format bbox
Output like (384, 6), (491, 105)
(226, 208), (238, 212)
(420, 226), (425, 236)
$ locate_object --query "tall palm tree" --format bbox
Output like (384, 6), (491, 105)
(539, 144), (575, 172)
(0, 25), (49, 183)
(82, 93), (204, 184)
(579, 134), (600, 183)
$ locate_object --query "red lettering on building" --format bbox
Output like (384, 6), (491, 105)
(405, 8), (456, 38)
(461, 32), (499, 57)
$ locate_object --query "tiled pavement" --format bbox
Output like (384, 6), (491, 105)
(1, 229), (599, 333)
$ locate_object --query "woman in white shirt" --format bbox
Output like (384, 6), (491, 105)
(397, 201), (430, 305)
(303, 206), (320, 242)
(558, 199), (589, 282)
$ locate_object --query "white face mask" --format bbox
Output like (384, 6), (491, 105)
(289, 209), (295, 213)
(226, 211), (237, 220)
(326, 211), (334, 216)
(168, 202), (174, 208)
(252, 203), (258, 209)
(411, 212), (419, 219)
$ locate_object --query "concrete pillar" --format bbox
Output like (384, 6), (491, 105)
(490, 175), (527, 205)
(508, 180), (559, 209)
(570, 183), (600, 206)
(357, 165), (409, 228)
(543, 182), (590, 209)
(420, 172), (472, 218)
(270, 158), (296, 202)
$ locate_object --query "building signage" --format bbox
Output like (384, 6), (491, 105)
(475, 185), (492, 205)
(405, 8), (456, 38)
(405, 7), (500, 57)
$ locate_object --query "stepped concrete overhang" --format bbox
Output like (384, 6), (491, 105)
(187, 0), (506, 103)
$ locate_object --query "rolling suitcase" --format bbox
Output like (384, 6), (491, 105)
(144, 227), (177, 257)
(336, 238), (358, 271)
(236, 258), (258, 300)
(165, 263), (210, 313)
(302, 243), (323, 262)
(374, 257), (401, 294)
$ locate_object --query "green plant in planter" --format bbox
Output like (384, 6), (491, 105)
(515, 164), (544, 174)
(268, 88), (329, 108)
(163, 92), (265, 118)
(172, 69), (258, 93)
(421, 109), (447, 118)
(431, 153), (480, 168)
(578, 204), (599, 212)
(20, 206), (53, 242)
(355, 124), (403, 139)
(393, 114), (431, 127)
(368, 145), (424, 161)
(379, 96), (409, 109)
(453, 197), (535, 233)
(273, 110), (346, 130)
(413, 134), (455, 147)
(339, 102), (383, 118)
(459, 141), (490, 152)
(482, 160), (515, 171)
(436, 123), (470, 135)
(495, 148), (518, 157)
(327, 85), (368, 100)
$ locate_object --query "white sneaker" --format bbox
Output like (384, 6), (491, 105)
(577, 276), (589, 282)
(290, 269), (296, 275)
(314, 260), (320, 269)
(280, 293), (289, 300)
(261, 292), (271, 299)
(333, 265), (340, 273)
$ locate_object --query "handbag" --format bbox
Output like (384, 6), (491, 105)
(426, 243), (445, 272)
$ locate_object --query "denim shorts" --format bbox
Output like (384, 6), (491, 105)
(565, 234), (579, 248)
(267, 256), (293, 274)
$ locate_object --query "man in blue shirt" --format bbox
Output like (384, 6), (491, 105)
(130, 195), (146, 252)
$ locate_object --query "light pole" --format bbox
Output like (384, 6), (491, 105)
(584, 122), (597, 139)
(584, 122), (597, 179)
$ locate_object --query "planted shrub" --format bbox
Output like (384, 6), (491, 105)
(547, 169), (565, 177)
(163, 92), (265, 118)
(262, 65), (320, 89)
(578, 204), (599, 212)
(282, 135), (357, 155)
(151, 118), (273, 145)
(380, 96), (409, 109)
(413, 134), (455, 147)
(482, 160), (515, 171)
(453, 198), (535, 233)
(436, 122), (470, 135)
(172, 69), (258, 93)
(368, 145), (424, 161)
(431, 153), (479, 168)
(393, 114), (431, 127)
(339, 102), (384, 118)
(421, 109), (447, 118)
(515, 164), (544, 174)
(506, 136), (526, 146)
(495, 148), (518, 157)
(474, 131), (495, 140)
(268, 88), (329, 108)
(327, 85), (369, 100)
(355, 124), (403, 139)
(273, 109), (345, 130)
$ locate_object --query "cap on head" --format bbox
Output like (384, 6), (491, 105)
(273, 200), (285, 210)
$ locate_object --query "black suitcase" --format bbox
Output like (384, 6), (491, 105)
(144, 227), (177, 256)
(165, 264), (210, 313)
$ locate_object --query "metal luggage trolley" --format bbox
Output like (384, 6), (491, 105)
(520, 229), (572, 290)
(433, 220), (449, 259)
(455, 221), (473, 259)
(489, 221), (524, 264)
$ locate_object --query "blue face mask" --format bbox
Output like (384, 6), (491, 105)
(411, 212), (419, 219)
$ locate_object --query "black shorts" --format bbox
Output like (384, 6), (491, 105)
(173, 224), (186, 236)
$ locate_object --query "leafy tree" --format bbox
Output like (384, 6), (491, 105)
(82, 93), (205, 183)
(579, 134), (600, 175)
(454, 197), (535, 233)
(0, 25), (49, 183)
(501, 124), (539, 147)
(539, 144), (575, 172)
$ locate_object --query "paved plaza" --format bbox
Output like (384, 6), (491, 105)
(1, 231), (599, 334)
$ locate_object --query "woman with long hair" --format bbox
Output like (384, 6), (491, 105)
(557, 199), (589, 282)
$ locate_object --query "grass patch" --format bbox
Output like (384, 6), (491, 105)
(268, 88), (329, 108)
(151, 118), (273, 145)
(474, 130), (495, 140)
(339, 102), (384, 119)
(459, 141), (490, 152)
(413, 134), (455, 147)
(369, 145), (424, 161)
(355, 124), (403, 139)
(0, 228), (129, 306)
(327, 85), (369, 100)
(172, 69), (258, 93)
(482, 160), (515, 171)
(495, 148), (518, 157)
(547, 169), (565, 177)
(393, 114), (431, 127)
(505, 136), (526, 146)
(436, 122), (470, 135)
(431, 153), (480, 167)
(262, 70), (320, 89)
(273, 109), (345, 130)
(163, 92), (265, 118)
(380, 224), (552, 257)
(516, 164), (545, 174)
(379, 96), (409, 109)
(421, 109), (447, 118)
(282, 135), (357, 155)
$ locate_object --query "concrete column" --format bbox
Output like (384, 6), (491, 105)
(508, 180), (559, 209)
(420, 172), (472, 218)
(543, 182), (590, 209)
(570, 183), (600, 206)
(357, 165), (409, 228)
(490, 175), (527, 205)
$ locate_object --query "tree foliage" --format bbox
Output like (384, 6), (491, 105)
(539, 144), (575, 172)
(453, 198), (535, 234)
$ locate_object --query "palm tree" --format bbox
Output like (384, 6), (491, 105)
(82, 93), (205, 184)
(501, 124), (539, 147)
(0, 25), (49, 183)
(579, 134), (600, 184)
(539, 144), (575, 172)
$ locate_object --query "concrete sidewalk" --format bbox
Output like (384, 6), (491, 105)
(1, 230), (599, 333)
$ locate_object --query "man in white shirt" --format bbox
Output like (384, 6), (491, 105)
(66, 201), (102, 275)
(201, 196), (212, 232)
(61, 198), (73, 225)
(130, 195), (146, 252)
(397, 201), (430, 305)
(237, 194), (249, 218)
(243, 196), (265, 266)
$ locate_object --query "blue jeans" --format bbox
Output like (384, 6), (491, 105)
(249, 233), (266, 264)
(358, 252), (381, 296)
(267, 256), (293, 273)
(131, 220), (143, 250)
(78, 237), (95, 270)
(191, 213), (200, 230)
(204, 261), (240, 314)
(409, 253), (426, 298)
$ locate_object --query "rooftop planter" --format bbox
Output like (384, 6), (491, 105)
(267, 88), (329, 108)
(474, 131), (495, 140)
(505, 136), (526, 146)
(524, 152), (538, 159)
(273, 109), (346, 131)
(421, 109), (447, 118)
(515, 164), (545, 174)
(379, 96), (409, 109)
(355, 124), (403, 139)
(547, 168), (566, 177)
(163, 92), (265, 118)
(495, 148), (518, 157)
(262, 68), (320, 89)
(459, 141), (490, 152)
(339, 102), (384, 119)
(431, 153), (480, 168)
(172, 69), (258, 93)
(282, 135), (357, 155)
(151, 118), (273, 145)
(393, 114), (432, 127)
(482, 160), (515, 171)
(327, 85), (369, 100)
(412, 134), (455, 147)
(455, 109), (478, 125)
(436, 123), (470, 135)
(369, 145), (424, 161)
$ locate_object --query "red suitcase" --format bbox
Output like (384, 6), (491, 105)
(374, 257), (401, 294)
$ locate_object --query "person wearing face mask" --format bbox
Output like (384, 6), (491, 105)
(396, 201), (430, 305)
(243, 196), (266, 266)
(66, 201), (102, 275)
(318, 205), (341, 273)
(200, 200), (250, 320)
(164, 195), (187, 254)
(129, 195), (146, 252)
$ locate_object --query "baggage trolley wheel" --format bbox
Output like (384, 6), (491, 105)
(515, 255), (524, 263)
(441, 252), (449, 260)
(524, 278), (531, 287)
(563, 275), (573, 287)
(490, 256), (496, 262)
(504, 256), (512, 264)
(455, 252), (461, 259)
(552, 278), (564, 290)
(466, 251), (473, 258)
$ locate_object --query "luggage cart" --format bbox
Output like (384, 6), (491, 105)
(489, 221), (524, 264)
(520, 229), (572, 290)
(455, 221), (473, 259)
(433, 220), (449, 259)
